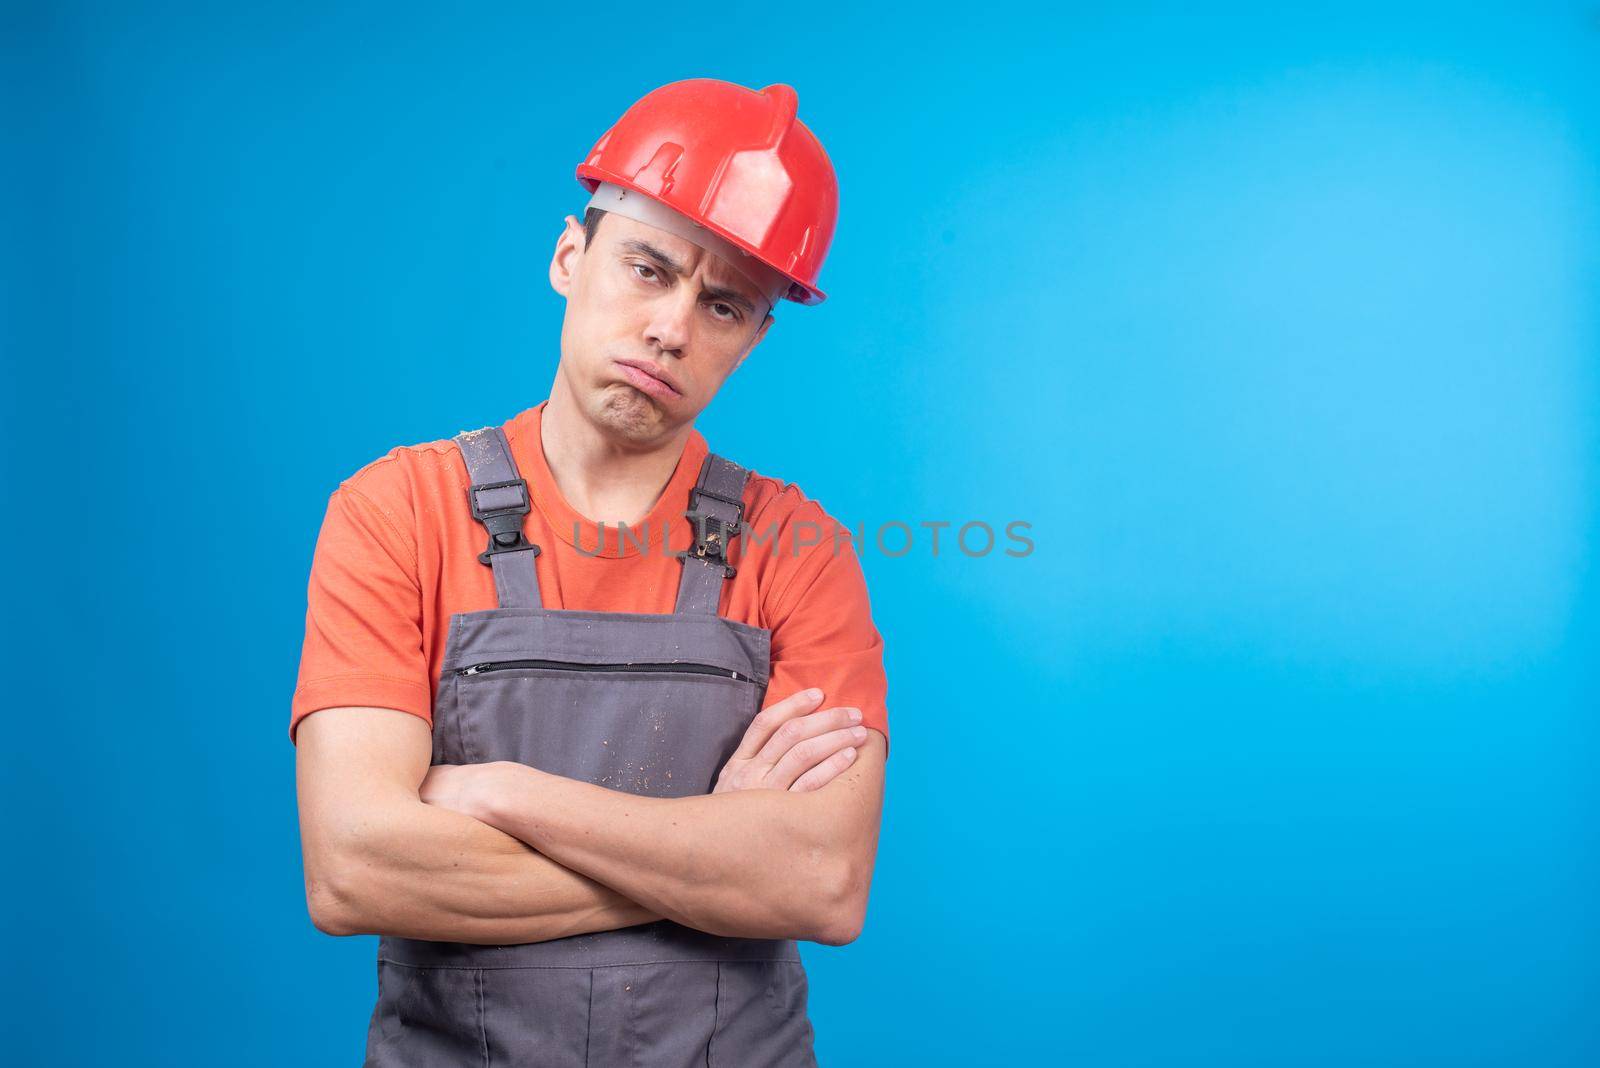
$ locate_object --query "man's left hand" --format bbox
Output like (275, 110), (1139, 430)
(418, 762), (518, 821)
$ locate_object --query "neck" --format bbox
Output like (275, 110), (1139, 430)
(540, 378), (692, 527)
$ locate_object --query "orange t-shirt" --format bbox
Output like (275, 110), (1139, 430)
(290, 401), (889, 759)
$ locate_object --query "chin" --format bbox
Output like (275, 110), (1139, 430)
(593, 383), (673, 441)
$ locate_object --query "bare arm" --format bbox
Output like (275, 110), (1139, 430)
(295, 691), (864, 942)
(295, 705), (659, 943)
(428, 722), (886, 946)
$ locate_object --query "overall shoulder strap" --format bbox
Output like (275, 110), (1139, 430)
(673, 453), (749, 616)
(455, 426), (542, 609)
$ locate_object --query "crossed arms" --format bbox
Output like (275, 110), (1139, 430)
(295, 689), (885, 947)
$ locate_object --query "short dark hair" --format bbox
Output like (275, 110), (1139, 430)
(580, 205), (775, 325)
(582, 206), (607, 250)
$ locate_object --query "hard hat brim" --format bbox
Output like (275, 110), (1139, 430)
(576, 166), (826, 307)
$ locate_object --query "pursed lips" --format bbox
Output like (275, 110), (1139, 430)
(613, 358), (682, 398)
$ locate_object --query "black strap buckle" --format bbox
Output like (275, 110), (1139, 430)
(674, 510), (740, 578)
(468, 478), (540, 565)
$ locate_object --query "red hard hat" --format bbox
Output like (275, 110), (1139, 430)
(576, 79), (838, 306)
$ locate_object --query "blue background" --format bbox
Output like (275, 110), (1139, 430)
(5, 3), (1596, 1065)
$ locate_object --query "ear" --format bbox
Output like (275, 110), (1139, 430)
(549, 214), (587, 298)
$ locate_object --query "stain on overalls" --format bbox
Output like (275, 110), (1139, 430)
(363, 425), (819, 1067)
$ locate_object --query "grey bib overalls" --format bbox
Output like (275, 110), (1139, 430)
(363, 425), (819, 1067)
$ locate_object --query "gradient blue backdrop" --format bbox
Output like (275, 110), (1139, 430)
(5, 3), (1596, 1065)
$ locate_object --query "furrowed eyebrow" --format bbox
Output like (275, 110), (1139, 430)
(618, 238), (759, 315)
(618, 238), (685, 276)
(702, 284), (756, 315)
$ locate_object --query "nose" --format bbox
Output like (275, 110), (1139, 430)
(642, 285), (696, 356)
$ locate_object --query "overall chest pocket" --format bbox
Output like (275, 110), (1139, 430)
(448, 657), (765, 797)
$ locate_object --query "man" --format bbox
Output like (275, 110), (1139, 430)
(291, 78), (889, 1067)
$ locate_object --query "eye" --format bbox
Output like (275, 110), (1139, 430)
(630, 262), (663, 284)
(707, 302), (740, 323)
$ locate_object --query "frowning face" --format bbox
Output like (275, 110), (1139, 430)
(549, 210), (774, 445)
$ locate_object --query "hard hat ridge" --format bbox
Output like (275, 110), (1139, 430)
(575, 79), (838, 306)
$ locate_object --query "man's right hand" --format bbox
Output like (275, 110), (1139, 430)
(713, 688), (868, 795)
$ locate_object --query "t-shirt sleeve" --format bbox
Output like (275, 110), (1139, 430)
(763, 512), (891, 760)
(289, 479), (431, 744)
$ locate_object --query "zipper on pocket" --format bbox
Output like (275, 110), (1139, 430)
(456, 658), (747, 682)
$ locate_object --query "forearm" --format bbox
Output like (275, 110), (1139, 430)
(473, 766), (851, 943)
(307, 795), (661, 943)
